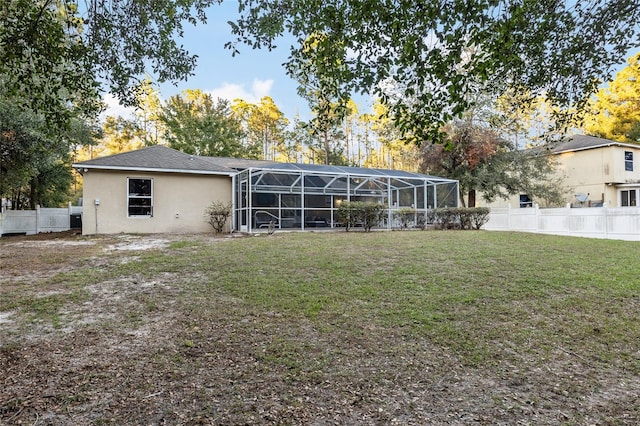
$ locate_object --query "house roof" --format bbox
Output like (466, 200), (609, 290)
(74, 145), (458, 184)
(73, 145), (236, 176)
(551, 134), (640, 154)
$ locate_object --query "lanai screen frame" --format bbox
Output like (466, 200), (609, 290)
(231, 163), (459, 232)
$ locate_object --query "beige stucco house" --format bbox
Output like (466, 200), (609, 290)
(73, 145), (459, 234)
(74, 146), (234, 235)
(481, 135), (640, 208)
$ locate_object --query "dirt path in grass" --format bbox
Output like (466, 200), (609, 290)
(1, 231), (638, 425)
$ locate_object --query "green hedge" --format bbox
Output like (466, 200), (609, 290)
(336, 201), (385, 232)
(335, 204), (491, 231)
(427, 207), (490, 230)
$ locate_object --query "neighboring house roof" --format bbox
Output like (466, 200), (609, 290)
(551, 134), (640, 154)
(73, 145), (236, 176)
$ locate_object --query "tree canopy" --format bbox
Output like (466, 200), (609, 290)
(584, 52), (640, 143)
(159, 90), (246, 158)
(0, 0), (217, 127)
(232, 97), (288, 160)
(421, 118), (565, 207)
(0, 95), (95, 208)
(228, 0), (640, 144)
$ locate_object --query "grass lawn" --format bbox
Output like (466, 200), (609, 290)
(1, 230), (639, 424)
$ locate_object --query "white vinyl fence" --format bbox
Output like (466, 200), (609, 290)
(485, 204), (640, 241)
(0, 203), (82, 236)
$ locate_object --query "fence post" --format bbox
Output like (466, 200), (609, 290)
(35, 205), (40, 234)
(68, 201), (72, 230)
(603, 203), (608, 238)
(534, 203), (539, 233)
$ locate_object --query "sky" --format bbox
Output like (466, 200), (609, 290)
(103, 1), (317, 121)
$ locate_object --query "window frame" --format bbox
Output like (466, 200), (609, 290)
(620, 189), (637, 207)
(127, 177), (153, 217)
(519, 194), (533, 208)
(625, 151), (634, 172)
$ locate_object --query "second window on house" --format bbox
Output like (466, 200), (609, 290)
(621, 189), (637, 207)
(128, 178), (153, 216)
(519, 194), (533, 208)
(625, 151), (634, 172)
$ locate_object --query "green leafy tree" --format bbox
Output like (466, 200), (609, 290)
(159, 90), (245, 157)
(134, 78), (165, 146)
(1, 0), (218, 127)
(1, 100), (50, 207)
(0, 1), (100, 127)
(2, 1), (216, 206)
(289, 33), (350, 165)
(490, 88), (583, 149)
(477, 148), (566, 208)
(421, 119), (565, 207)
(369, 101), (420, 171)
(585, 52), (640, 143)
(629, 122), (640, 143)
(232, 96), (288, 160)
(102, 116), (143, 155)
(28, 161), (75, 208)
(75, 115), (142, 161)
(282, 114), (311, 163)
(228, 0), (640, 144)
(305, 117), (348, 166)
(1, 96), (95, 208)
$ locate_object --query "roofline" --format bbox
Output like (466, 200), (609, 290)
(71, 162), (457, 184)
(553, 141), (640, 155)
(72, 164), (235, 177)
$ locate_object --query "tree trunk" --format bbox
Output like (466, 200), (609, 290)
(468, 189), (476, 207)
(29, 177), (38, 209)
(459, 188), (467, 207)
(324, 130), (330, 165)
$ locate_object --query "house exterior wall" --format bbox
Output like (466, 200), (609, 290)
(555, 148), (612, 206)
(480, 144), (640, 208)
(81, 170), (232, 235)
(556, 145), (640, 207)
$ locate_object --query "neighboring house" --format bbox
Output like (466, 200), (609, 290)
(73, 145), (459, 234)
(481, 134), (640, 208)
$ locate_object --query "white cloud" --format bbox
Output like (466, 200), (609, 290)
(101, 93), (136, 120)
(251, 79), (274, 99)
(208, 79), (274, 103)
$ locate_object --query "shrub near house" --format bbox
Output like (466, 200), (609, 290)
(205, 201), (232, 233)
(428, 207), (490, 230)
(336, 201), (385, 232)
(336, 204), (490, 232)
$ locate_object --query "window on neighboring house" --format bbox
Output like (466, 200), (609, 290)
(519, 194), (533, 208)
(625, 151), (634, 171)
(621, 189), (637, 207)
(128, 178), (153, 216)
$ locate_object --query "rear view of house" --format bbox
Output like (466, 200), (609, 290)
(73, 146), (459, 234)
